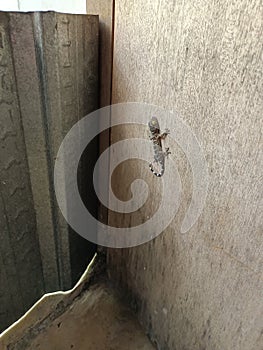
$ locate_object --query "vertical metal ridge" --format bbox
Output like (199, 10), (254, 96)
(8, 12), (46, 296)
(110, 0), (115, 106)
(32, 12), (63, 290)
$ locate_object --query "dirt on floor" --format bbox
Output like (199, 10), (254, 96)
(0, 255), (155, 350)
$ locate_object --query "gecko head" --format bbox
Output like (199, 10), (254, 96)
(148, 116), (160, 133)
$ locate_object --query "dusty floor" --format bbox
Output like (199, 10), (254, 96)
(29, 284), (155, 350)
(0, 256), (155, 350)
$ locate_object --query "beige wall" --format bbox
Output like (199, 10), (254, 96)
(107, 1), (262, 349)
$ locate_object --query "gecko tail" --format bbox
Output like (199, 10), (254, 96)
(149, 163), (164, 177)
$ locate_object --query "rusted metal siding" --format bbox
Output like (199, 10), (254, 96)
(0, 11), (99, 331)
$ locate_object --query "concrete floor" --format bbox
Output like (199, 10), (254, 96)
(0, 255), (155, 350)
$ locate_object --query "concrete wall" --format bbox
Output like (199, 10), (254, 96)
(107, 1), (262, 349)
(0, 11), (98, 331)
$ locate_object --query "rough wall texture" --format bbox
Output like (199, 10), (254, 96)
(0, 12), (44, 332)
(107, 1), (262, 349)
(0, 11), (99, 331)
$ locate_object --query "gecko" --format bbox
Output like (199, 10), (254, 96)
(148, 116), (170, 177)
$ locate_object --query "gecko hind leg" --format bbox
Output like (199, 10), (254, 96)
(164, 147), (171, 157)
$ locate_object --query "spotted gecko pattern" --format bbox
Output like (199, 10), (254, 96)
(148, 116), (170, 177)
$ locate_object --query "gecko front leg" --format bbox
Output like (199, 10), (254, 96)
(157, 128), (170, 141)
